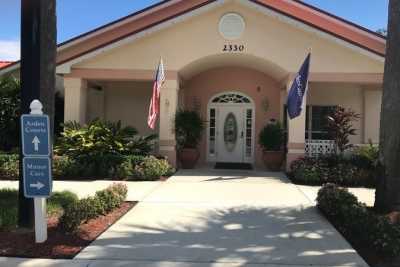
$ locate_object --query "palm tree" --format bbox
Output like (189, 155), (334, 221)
(375, 0), (400, 212)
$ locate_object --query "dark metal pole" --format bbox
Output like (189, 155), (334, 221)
(19, 0), (40, 228)
(19, 0), (56, 228)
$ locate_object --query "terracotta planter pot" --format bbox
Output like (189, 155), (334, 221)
(262, 150), (284, 171)
(178, 148), (199, 169)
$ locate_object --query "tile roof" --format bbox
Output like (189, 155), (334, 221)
(0, 61), (13, 68)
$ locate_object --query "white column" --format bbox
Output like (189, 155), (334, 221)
(286, 80), (306, 170)
(363, 89), (382, 143)
(63, 78), (87, 124)
(159, 80), (179, 166)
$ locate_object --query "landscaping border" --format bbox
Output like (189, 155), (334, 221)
(316, 184), (400, 267)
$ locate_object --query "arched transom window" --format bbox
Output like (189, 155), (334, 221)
(211, 93), (251, 104)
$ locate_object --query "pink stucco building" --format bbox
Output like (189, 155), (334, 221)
(0, 0), (386, 170)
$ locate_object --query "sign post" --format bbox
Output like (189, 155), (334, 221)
(21, 100), (52, 243)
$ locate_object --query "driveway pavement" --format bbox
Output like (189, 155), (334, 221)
(72, 169), (368, 267)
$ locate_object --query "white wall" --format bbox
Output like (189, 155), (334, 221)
(364, 89), (382, 143)
(87, 81), (157, 136)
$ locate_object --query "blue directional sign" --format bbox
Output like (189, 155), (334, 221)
(21, 115), (51, 157)
(23, 157), (52, 198)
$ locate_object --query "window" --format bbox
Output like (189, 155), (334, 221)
(309, 106), (336, 139)
(212, 93), (251, 104)
(283, 105), (336, 140)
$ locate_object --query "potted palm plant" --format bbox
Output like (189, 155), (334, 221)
(259, 120), (284, 171)
(174, 109), (204, 169)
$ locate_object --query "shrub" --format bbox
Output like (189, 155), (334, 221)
(55, 120), (157, 177)
(317, 183), (358, 219)
(0, 189), (79, 230)
(124, 155), (146, 167)
(0, 188), (18, 230)
(78, 196), (104, 221)
(0, 208), (18, 231)
(129, 135), (158, 155)
(53, 156), (81, 178)
(259, 120), (284, 151)
(289, 155), (375, 187)
(351, 142), (379, 171)
(95, 184), (127, 213)
(48, 190), (79, 215)
(53, 154), (152, 180)
(114, 155), (146, 178)
(317, 184), (400, 257)
(108, 183), (128, 200)
(0, 153), (19, 179)
(174, 109), (204, 149)
(134, 156), (174, 180)
(59, 183), (128, 233)
(59, 201), (87, 233)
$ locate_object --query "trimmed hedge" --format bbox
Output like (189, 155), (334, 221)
(317, 184), (400, 258)
(0, 154), (173, 181)
(0, 188), (18, 230)
(289, 156), (376, 187)
(59, 183), (128, 233)
(0, 189), (78, 230)
(47, 190), (79, 216)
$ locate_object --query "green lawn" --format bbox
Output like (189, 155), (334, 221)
(0, 189), (78, 231)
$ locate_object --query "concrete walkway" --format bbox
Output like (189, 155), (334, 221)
(70, 169), (369, 267)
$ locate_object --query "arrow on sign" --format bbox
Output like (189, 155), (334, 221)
(30, 181), (45, 190)
(32, 136), (40, 151)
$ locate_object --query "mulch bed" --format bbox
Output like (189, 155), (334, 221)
(0, 201), (136, 259)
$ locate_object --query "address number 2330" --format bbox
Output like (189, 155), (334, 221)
(223, 44), (245, 52)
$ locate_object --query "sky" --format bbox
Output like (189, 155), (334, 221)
(0, 0), (389, 61)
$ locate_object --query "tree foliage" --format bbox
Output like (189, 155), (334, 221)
(327, 106), (360, 154)
(0, 76), (21, 151)
(0, 76), (65, 152)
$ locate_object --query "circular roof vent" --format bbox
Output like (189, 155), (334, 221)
(219, 13), (245, 40)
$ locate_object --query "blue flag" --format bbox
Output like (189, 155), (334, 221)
(287, 53), (311, 119)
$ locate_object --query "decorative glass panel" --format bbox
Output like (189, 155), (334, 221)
(212, 93), (251, 104)
(245, 109), (253, 157)
(209, 108), (216, 155)
(224, 112), (237, 152)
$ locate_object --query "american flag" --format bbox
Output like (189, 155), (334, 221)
(147, 58), (165, 129)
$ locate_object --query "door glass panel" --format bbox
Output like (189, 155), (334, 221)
(209, 108), (216, 155)
(245, 109), (252, 157)
(224, 112), (237, 152)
